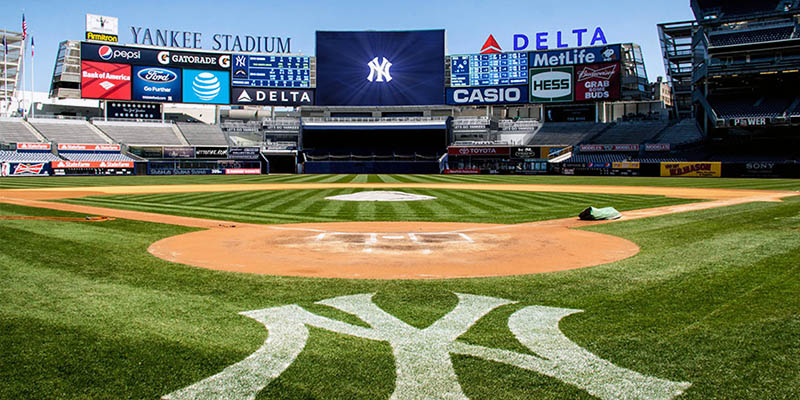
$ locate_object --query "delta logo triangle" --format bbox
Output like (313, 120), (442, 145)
(237, 90), (252, 103)
(480, 34), (502, 54)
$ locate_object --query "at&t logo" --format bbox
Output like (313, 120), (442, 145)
(367, 57), (392, 82)
(192, 72), (221, 101)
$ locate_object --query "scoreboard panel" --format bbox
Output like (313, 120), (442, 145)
(449, 52), (528, 87)
(231, 54), (312, 88)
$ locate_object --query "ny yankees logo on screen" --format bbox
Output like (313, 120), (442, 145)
(164, 293), (690, 400)
(367, 57), (393, 82)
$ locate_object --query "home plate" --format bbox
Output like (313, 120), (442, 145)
(324, 191), (437, 202)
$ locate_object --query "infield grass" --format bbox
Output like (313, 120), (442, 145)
(0, 177), (798, 399)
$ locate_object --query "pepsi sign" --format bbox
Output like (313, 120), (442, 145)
(81, 42), (231, 71)
(446, 85), (528, 105)
(132, 66), (182, 102)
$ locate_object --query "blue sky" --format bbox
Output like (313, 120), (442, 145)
(2, 0), (695, 92)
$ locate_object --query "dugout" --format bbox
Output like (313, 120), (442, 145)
(301, 117), (451, 174)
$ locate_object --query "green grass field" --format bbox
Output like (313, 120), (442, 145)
(1, 175), (799, 399)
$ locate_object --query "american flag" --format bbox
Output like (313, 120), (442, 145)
(22, 14), (27, 40)
(2, 36), (6, 55)
(31, 36), (34, 57)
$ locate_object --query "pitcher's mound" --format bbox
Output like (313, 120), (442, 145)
(148, 221), (639, 279)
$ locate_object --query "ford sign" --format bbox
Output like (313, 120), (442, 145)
(138, 68), (177, 83)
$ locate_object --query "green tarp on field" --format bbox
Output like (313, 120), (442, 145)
(579, 206), (622, 221)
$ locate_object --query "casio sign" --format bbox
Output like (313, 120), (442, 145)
(450, 87), (523, 104)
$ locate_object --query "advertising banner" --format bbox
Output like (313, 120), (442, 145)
(228, 147), (261, 160)
(574, 62), (620, 102)
(448, 147), (510, 156)
(660, 162), (722, 177)
(81, 61), (132, 100)
(530, 67), (573, 103)
(443, 168), (481, 174)
(195, 146), (229, 159)
(612, 161), (640, 169)
(182, 70), (230, 104)
(7, 162), (52, 176)
(544, 104), (596, 122)
(446, 85), (528, 105)
(128, 146), (164, 159)
(85, 14), (119, 43)
(529, 44), (622, 68)
(510, 146), (543, 159)
(107, 102), (163, 120)
(645, 143), (671, 152)
(579, 144), (639, 152)
(163, 147), (196, 159)
(224, 168), (261, 175)
(231, 87), (314, 106)
(57, 144), (121, 151)
(132, 66), (182, 103)
(81, 42), (231, 70)
(16, 142), (51, 151)
(52, 161), (134, 169)
(315, 30), (445, 106)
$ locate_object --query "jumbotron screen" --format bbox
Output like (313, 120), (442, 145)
(449, 52), (528, 87)
(315, 30), (445, 106)
(231, 54), (311, 88)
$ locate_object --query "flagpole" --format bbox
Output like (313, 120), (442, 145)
(30, 37), (34, 118)
(3, 31), (7, 117)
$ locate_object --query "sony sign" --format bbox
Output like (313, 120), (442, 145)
(446, 86), (528, 105)
(130, 26), (291, 53)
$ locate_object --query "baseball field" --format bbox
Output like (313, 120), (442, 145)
(1, 174), (798, 399)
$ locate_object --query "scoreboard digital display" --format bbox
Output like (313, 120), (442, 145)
(231, 54), (311, 88)
(450, 52), (528, 87)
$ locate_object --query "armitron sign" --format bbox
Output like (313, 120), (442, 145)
(660, 162), (721, 177)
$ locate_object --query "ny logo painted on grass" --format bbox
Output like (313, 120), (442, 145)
(163, 293), (690, 400)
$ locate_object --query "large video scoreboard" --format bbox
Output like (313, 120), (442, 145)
(449, 52), (528, 87)
(231, 54), (312, 88)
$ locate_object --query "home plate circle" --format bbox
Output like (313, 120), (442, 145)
(147, 221), (640, 280)
(324, 191), (436, 202)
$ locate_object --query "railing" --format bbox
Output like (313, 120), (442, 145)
(29, 115), (87, 121)
(91, 117), (173, 124)
(302, 116), (448, 123)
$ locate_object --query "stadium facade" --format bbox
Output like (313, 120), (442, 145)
(1, 3), (798, 177)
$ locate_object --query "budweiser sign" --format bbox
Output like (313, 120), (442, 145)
(13, 163), (47, 175)
(577, 64), (617, 81)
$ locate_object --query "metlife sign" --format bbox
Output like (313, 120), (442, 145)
(446, 86), (528, 105)
(232, 87), (314, 106)
(529, 44), (621, 67)
(81, 42), (231, 71)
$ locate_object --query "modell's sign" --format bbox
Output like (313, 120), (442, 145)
(660, 162), (721, 178)
(57, 144), (121, 151)
(574, 62), (620, 101)
(448, 147), (510, 156)
(579, 144), (639, 152)
(52, 161), (134, 169)
(16, 142), (51, 151)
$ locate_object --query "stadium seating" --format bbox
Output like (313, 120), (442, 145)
(649, 119), (704, 145)
(59, 152), (138, 162)
(709, 26), (794, 47)
(709, 95), (794, 119)
(29, 118), (109, 144)
(563, 153), (629, 164)
(0, 118), (41, 143)
(176, 122), (228, 146)
(93, 121), (185, 146)
(587, 121), (669, 144)
(528, 122), (608, 145)
(0, 150), (62, 162)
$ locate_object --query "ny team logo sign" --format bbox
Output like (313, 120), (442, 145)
(367, 57), (393, 82)
(164, 293), (690, 399)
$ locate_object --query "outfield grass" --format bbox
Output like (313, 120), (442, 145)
(1, 179), (799, 399)
(59, 188), (696, 225)
(0, 173), (798, 190)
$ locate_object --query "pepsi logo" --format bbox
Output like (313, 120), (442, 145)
(138, 68), (177, 83)
(98, 45), (113, 60)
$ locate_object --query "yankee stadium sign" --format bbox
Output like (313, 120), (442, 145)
(163, 293), (691, 399)
(130, 26), (292, 53)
